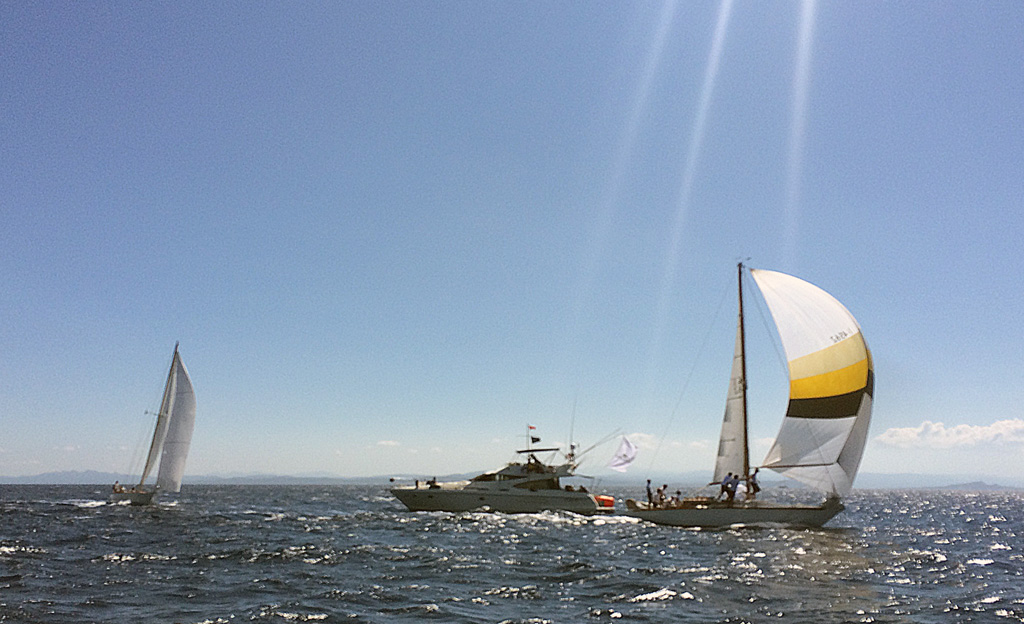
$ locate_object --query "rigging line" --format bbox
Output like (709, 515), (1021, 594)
(747, 271), (787, 372)
(645, 277), (732, 475)
(576, 429), (623, 460)
(125, 410), (156, 479)
(800, 409), (839, 491)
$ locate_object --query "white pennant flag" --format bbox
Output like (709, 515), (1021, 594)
(608, 437), (638, 472)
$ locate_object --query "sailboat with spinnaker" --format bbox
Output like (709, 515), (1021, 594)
(625, 263), (874, 527)
(111, 343), (197, 506)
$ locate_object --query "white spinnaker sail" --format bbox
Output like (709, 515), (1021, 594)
(712, 313), (747, 484)
(155, 351), (196, 493)
(752, 269), (873, 498)
(608, 437), (638, 472)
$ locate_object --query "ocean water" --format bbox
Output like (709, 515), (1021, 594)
(1, 485), (1021, 623)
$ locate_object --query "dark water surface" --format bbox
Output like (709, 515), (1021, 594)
(1, 485), (1021, 623)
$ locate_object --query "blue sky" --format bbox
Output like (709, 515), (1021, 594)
(2, 1), (1023, 484)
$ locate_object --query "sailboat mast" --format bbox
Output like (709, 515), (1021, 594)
(737, 263), (750, 481)
(138, 343), (179, 488)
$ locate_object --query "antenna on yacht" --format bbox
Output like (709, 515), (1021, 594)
(574, 429), (622, 459)
(567, 392), (578, 461)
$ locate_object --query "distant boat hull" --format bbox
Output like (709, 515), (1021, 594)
(624, 496), (843, 528)
(110, 490), (159, 506)
(392, 484), (606, 515)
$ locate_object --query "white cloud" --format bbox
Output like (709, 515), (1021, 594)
(622, 432), (657, 449)
(626, 432), (709, 451)
(376, 440), (401, 447)
(875, 419), (1024, 449)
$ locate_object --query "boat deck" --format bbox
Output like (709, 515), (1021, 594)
(623, 496), (844, 528)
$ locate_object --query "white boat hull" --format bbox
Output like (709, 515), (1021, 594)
(392, 485), (603, 515)
(624, 496), (843, 528)
(110, 490), (159, 506)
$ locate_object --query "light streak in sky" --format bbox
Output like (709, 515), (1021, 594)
(651, 0), (734, 366)
(785, 0), (817, 268)
(576, 0), (677, 318)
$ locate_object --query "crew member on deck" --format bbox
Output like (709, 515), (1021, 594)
(747, 468), (761, 500)
(717, 472), (733, 501)
(726, 473), (740, 504)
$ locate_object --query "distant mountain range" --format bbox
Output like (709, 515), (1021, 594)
(1, 470), (1021, 491)
(0, 470), (380, 486)
(918, 480), (1021, 492)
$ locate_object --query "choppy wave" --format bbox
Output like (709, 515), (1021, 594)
(0, 485), (1022, 623)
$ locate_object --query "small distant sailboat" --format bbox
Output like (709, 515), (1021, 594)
(111, 343), (196, 506)
(626, 263), (874, 527)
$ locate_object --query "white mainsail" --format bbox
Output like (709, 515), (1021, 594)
(752, 269), (873, 497)
(712, 313), (748, 484)
(608, 437), (638, 472)
(137, 345), (197, 493)
(155, 350), (196, 492)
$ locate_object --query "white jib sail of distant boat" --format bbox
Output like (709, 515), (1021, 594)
(111, 343), (197, 506)
(626, 263), (874, 527)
